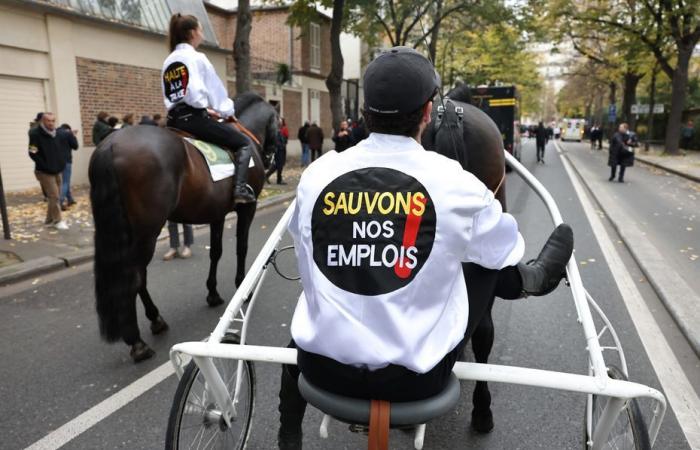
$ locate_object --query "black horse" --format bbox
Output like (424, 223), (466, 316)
(423, 83), (516, 433)
(89, 93), (278, 362)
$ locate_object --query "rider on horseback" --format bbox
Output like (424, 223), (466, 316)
(162, 13), (255, 204)
(277, 47), (574, 449)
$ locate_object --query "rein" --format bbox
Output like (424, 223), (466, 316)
(493, 171), (506, 196)
(229, 117), (262, 147)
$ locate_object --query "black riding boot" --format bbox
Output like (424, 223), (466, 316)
(233, 145), (255, 204)
(517, 224), (574, 297)
(278, 364), (306, 450)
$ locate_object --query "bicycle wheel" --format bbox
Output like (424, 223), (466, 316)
(584, 365), (651, 450)
(166, 334), (255, 450)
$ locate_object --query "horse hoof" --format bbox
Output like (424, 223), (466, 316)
(207, 293), (225, 307)
(130, 341), (155, 363)
(471, 408), (494, 433)
(150, 316), (169, 335)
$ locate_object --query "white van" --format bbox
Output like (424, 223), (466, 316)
(561, 119), (585, 142)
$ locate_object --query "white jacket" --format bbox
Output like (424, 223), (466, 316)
(161, 43), (235, 117)
(289, 133), (524, 373)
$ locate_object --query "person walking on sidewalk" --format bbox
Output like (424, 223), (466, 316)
(297, 121), (310, 167)
(57, 123), (79, 210)
(535, 121), (547, 163)
(28, 112), (69, 230)
(608, 122), (635, 183)
(163, 222), (193, 260)
(306, 122), (324, 162)
(266, 118), (288, 185)
(681, 120), (694, 150)
(92, 111), (112, 146)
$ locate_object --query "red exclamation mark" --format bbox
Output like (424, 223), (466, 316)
(394, 195), (427, 279)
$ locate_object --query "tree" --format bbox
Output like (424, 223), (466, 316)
(326, 0), (346, 132)
(234, 0), (252, 94)
(567, 0), (700, 154)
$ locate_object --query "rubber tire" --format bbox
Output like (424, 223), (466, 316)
(584, 365), (651, 450)
(166, 334), (255, 450)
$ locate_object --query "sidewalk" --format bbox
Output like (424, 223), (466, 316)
(0, 158), (304, 285)
(598, 141), (700, 183)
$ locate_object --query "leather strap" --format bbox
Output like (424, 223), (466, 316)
(368, 400), (390, 450)
(228, 116), (262, 147)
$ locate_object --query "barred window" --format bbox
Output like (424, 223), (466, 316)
(310, 23), (321, 70)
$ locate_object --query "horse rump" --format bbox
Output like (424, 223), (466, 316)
(89, 140), (138, 342)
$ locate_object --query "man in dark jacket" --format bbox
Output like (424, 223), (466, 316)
(535, 121), (547, 163)
(28, 112), (69, 229)
(331, 120), (355, 152)
(351, 117), (367, 143)
(92, 111), (112, 146)
(57, 124), (79, 210)
(608, 123), (635, 183)
(305, 122), (324, 162)
(297, 121), (310, 166)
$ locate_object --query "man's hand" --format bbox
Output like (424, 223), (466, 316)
(207, 109), (221, 120)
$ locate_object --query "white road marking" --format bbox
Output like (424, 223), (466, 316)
(25, 362), (174, 450)
(556, 142), (700, 448)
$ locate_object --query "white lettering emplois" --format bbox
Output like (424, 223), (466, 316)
(326, 243), (417, 269)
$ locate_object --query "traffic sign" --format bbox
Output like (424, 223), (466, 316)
(608, 104), (616, 123)
(631, 104), (664, 114)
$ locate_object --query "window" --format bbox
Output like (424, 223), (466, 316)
(310, 23), (321, 70)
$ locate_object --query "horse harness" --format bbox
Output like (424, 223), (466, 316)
(434, 98), (506, 197)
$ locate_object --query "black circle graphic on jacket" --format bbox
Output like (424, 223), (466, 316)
(312, 168), (436, 296)
(163, 62), (189, 103)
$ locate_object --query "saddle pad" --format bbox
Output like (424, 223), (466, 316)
(184, 137), (254, 182)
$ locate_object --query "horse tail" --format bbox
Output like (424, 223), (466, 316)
(89, 140), (137, 342)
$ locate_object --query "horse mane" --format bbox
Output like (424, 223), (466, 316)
(233, 92), (265, 113)
(446, 83), (472, 104)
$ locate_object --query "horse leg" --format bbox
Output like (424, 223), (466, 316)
(235, 202), (257, 287)
(206, 220), (226, 307)
(139, 267), (169, 336)
(121, 271), (154, 363)
(471, 304), (496, 433)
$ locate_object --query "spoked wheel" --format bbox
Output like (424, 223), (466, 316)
(584, 365), (650, 450)
(166, 334), (255, 450)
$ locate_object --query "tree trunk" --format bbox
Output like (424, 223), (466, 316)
(427, 0), (443, 62)
(663, 47), (692, 155)
(234, 0), (252, 95)
(645, 64), (658, 151)
(621, 71), (642, 130)
(326, 0), (345, 133)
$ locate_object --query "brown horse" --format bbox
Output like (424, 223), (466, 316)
(89, 93), (278, 362)
(422, 83), (511, 433)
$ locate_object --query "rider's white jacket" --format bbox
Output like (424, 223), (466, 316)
(161, 43), (235, 117)
(289, 133), (524, 373)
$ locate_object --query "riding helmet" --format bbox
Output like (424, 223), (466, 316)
(363, 46), (441, 115)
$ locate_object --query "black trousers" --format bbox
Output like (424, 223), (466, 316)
(610, 165), (626, 181)
(167, 106), (250, 151)
(311, 147), (322, 161)
(536, 143), (545, 161)
(282, 264), (522, 405)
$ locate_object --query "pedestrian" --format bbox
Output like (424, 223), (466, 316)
(122, 113), (135, 128)
(57, 123), (79, 210)
(27, 112), (69, 230)
(590, 124), (598, 149)
(92, 111), (112, 146)
(266, 118), (288, 185)
(332, 119), (355, 152)
(553, 125), (561, 140)
(275, 46), (574, 449)
(29, 112), (43, 130)
(681, 119), (694, 150)
(163, 222), (193, 260)
(153, 113), (165, 127)
(139, 115), (158, 126)
(306, 122), (324, 162)
(297, 121), (310, 166)
(351, 116), (367, 143)
(107, 116), (120, 129)
(535, 121), (547, 163)
(608, 122), (635, 183)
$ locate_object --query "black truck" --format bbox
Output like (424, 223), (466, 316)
(468, 85), (521, 161)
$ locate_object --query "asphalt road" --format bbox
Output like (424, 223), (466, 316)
(0, 140), (696, 449)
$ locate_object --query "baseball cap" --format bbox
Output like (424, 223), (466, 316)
(363, 47), (440, 115)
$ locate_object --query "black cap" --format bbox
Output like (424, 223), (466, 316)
(363, 47), (440, 115)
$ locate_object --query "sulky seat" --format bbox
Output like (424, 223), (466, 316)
(298, 373), (460, 450)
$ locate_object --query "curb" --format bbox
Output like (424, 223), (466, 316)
(558, 143), (700, 356)
(0, 191), (296, 286)
(634, 156), (700, 184)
